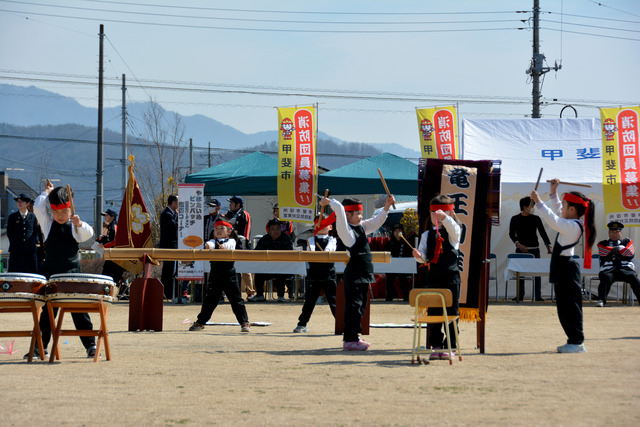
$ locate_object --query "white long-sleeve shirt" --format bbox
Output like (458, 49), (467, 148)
(535, 194), (583, 257)
(205, 238), (236, 250)
(33, 191), (94, 242)
(414, 215), (461, 263)
(329, 199), (388, 249)
(307, 235), (337, 252)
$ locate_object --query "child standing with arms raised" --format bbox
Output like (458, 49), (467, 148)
(189, 220), (251, 333)
(412, 195), (462, 361)
(32, 182), (97, 358)
(293, 214), (338, 333)
(320, 195), (394, 351)
(531, 179), (596, 353)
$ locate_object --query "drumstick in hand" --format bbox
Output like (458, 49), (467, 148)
(545, 180), (592, 188)
(315, 189), (330, 251)
(377, 169), (396, 209)
(66, 184), (79, 232)
(398, 232), (415, 251)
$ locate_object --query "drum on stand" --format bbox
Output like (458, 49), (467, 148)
(47, 273), (118, 303)
(46, 273), (117, 363)
(0, 273), (48, 362)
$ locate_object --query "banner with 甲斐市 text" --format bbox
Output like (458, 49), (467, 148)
(177, 183), (205, 280)
(416, 106), (459, 159)
(600, 106), (640, 227)
(277, 106), (317, 224)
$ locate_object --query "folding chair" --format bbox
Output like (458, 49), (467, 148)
(488, 253), (498, 301)
(409, 288), (462, 365)
(505, 253), (535, 301)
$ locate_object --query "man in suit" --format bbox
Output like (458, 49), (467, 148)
(7, 193), (40, 273)
(159, 194), (179, 299)
(596, 221), (640, 307)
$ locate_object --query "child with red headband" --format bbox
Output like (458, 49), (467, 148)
(320, 195), (395, 351)
(31, 181), (97, 359)
(412, 194), (462, 361)
(292, 213), (338, 333)
(189, 220), (251, 333)
(531, 178), (596, 353)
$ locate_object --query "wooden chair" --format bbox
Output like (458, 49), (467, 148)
(409, 288), (461, 365)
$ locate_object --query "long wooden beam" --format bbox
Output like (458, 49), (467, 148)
(104, 248), (391, 263)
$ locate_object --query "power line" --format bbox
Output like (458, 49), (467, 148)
(0, 8), (526, 34)
(541, 26), (640, 41)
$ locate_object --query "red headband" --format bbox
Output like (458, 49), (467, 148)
(215, 220), (233, 229)
(562, 193), (592, 268)
(344, 204), (363, 212)
(314, 213), (336, 235)
(430, 204), (454, 212)
(50, 202), (71, 210)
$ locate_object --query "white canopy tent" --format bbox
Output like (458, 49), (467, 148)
(463, 118), (639, 300)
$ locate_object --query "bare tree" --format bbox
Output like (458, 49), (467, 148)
(134, 98), (187, 244)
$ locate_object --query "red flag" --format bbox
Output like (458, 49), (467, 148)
(113, 155), (153, 274)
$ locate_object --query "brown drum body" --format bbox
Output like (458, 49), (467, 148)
(0, 273), (47, 296)
(47, 273), (117, 298)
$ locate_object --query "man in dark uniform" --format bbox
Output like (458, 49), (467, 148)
(7, 193), (39, 273)
(509, 196), (552, 301)
(203, 198), (223, 242)
(225, 196), (254, 298)
(596, 221), (640, 307)
(97, 208), (124, 284)
(159, 195), (179, 299)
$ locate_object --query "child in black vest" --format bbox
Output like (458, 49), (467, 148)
(531, 179), (596, 353)
(293, 214), (338, 333)
(189, 220), (251, 333)
(412, 195), (462, 361)
(320, 194), (394, 351)
(31, 183), (97, 359)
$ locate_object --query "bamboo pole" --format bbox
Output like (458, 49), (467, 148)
(104, 248), (391, 263)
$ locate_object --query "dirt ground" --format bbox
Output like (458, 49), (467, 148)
(1, 297), (639, 426)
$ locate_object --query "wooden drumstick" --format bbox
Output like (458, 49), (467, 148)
(398, 232), (415, 251)
(66, 184), (78, 232)
(377, 168), (396, 209)
(546, 180), (592, 188)
(529, 168), (543, 208)
(315, 189), (330, 251)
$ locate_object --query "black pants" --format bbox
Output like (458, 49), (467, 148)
(39, 305), (95, 350)
(553, 259), (584, 345)
(297, 278), (337, 327)
(516, 247), (542, 300)
(427, 281), (460, 349)
(343, 276), (370, 342)
(161, 260), (176, 299)
(102, 260), (124, 284)
(598, 269), (640, 305)
(254, 274), (293, 298)
(196, 273), (248, 325)
(385, 273), (412, 301)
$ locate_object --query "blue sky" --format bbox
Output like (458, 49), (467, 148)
(1, 0), (639, 149)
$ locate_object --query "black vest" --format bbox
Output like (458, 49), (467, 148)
(41, 221), (80, 278)
(306, 236), (337, 280)
(344, 225), (374, 284)
(209, 239), (236, 277)
(426, 227), (461, 285)
(549, 221), (583, 284)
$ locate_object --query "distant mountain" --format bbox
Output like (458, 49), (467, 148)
(0, 84), (419, 157)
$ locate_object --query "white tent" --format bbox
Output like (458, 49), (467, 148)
(463, 118), (639, 300)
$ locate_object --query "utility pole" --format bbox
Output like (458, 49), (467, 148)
(526, 0), (561, 118)
(96, 24), (104, 234)
(189, 138), (194, 174)
(208, 141), (211, 168)
(121, 73), (127, 200)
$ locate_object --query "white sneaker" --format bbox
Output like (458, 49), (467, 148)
(596, 300), (604, 307)
(557, 343), (586, 353)
(293, 325), (308, 333)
